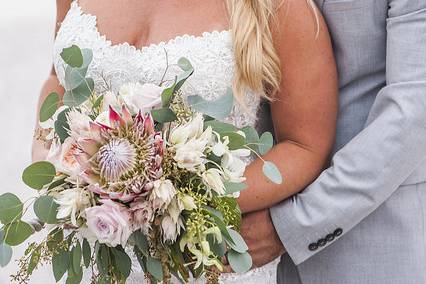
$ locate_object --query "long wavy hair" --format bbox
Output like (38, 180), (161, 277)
(225, 0), (318, 101)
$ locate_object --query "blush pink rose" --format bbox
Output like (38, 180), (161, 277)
(85, 199), (133, 247)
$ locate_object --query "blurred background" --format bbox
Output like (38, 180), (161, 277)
(0, 1), (56, 282)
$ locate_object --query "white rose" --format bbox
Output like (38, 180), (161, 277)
(119, 82), (162, 114)
(85, 199), (133, 247)
(55, 187), (92, 226)
(202, 168), (226, 195)
(150, 179), (176, 210)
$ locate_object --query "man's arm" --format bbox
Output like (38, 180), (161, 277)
(270, 1), (426, 265)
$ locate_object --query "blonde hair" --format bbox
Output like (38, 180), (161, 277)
(226, 0), (318, 101)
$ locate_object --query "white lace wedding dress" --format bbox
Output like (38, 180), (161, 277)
(53, 1), (279, 283)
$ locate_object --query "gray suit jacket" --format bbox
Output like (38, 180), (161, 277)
(268, 0), (426, 283)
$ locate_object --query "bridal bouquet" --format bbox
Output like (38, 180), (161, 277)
(0, 45), (281, 283)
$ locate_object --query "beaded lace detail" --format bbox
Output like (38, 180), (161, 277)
(54, 2), (276, 283)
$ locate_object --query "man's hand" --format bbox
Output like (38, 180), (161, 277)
(241, 209), (285, 267)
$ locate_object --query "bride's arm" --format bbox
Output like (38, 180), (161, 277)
(32, 0), (71, 162)
(238, 1), (338, 213)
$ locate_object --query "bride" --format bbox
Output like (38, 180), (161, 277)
(32, 0), (337, 283)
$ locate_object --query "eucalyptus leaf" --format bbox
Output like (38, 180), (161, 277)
(204, 208), (234, 245)
(4, 221), (34, 246)
(259, 132), (274, 155)
(263, 161), (283, 184)
(0, 229), (4, 243)
(187, 87), (233, 120)
(0, 243), (12, 267)
(96, 244), (110, 276)
(71, 241), (82, 273)
(207, 234), (225, 258)
(28, 245), (41, 274)
(227, 250), (252, 273)
(22, 161), (56, 190)
(222, 132), (246, 150)
(204, 121), (236, 134)
(224, 182), (247, 195)
(174, 69), (194, 93)
(111, 247), (132, 278)
(60, 45), (83, 68)
(226, 229), (249, 253)
(64, 66), (88, 90)
(47, 228), (64, 252)
(34, 196), (59, 224)
(80, 48), (93, 68)
(151, 108), (177, 123)
(82, 238), (91, 268)
(52, 249), (69, 282)
(242, 126), (260, 152)
(0, 193), (23, 224)
(177, 57), (194, 72)
(161, 77), (177, 107)
(39, 92), (60, 123)
(146, 256), (163, 281)
(132, 230), (149, 257)
(63, 78), (94, 107)
(54, 108), (71, 143)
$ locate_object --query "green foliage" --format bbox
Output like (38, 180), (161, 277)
(34, 196), (59, 224)
(242, 126), (260, 153)
(263, 161), (283, 184)
(60, 45), (83, 68)
(177, 57), (193, 72)
(82, 238), (91, 268)
(52, 248), (70, 282)
(0, 193), (23, 224)
(187, 87), (234, 120)
(259, 132), (274, 155)
(28, 245), (41, 274)
(71, 241), (82, 274)
(227, 250), (252, 273)
(4, 221), (34, 246)
(0, 242), (13, 267)
(151, 107), (177, 123)
(39, 92), (60, 122)
(54, 108), (71, 143)
(146, 256), (163, 281)
(223, 182), (247, 195)
(111, 246), (132, 279)
(204, 120), (236, 134)
(223, 132), (246, 150)
(63, 78), (95, 107)
(132, 230), (149, 257)
(22, 161), (56, 190)
(226, 229), (248, 253)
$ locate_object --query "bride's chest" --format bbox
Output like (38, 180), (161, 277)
(53, 2), (260, 128)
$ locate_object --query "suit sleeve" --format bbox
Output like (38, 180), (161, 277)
(270, 2), (426, 265)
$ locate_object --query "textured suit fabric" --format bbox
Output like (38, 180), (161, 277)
(268, 0), (426, 283)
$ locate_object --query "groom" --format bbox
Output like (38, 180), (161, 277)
(245, 0), (426, 283)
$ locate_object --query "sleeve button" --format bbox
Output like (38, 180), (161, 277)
(308, 243), (318, 251)
(334, 228), (343, 237)
(317, 238), (327, 247)
(326, 234), (335, 242)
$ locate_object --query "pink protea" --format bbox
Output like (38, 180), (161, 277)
(75, 105), (164, 202)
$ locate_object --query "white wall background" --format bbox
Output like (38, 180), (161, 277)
(0, 1), (57, 283)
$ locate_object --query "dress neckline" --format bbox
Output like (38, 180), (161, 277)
(70, 1), (231, 54)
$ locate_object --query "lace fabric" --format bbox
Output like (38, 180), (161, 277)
(54, 2), (276, 283)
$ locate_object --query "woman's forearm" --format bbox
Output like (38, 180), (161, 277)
(238, 140), (328, 213)
(32, 74), (64, 162)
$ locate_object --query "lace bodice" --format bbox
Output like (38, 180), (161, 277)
(54, 2), (277, 283)
(53, 1), (260, 130)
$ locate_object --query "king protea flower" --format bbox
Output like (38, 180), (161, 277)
(74, 105), (164, 202)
